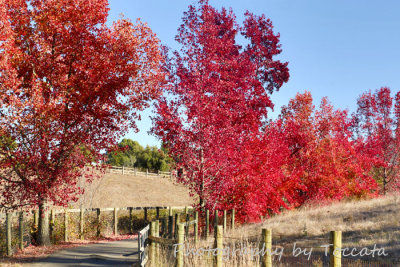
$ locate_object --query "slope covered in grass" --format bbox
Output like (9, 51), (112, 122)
(73, 172), (194, 208)
(223, 194), (400, 265)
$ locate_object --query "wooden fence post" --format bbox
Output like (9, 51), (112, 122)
(223, 210), (227, 233)
(176, 223), (184, 267)
(144, 208), (148, 222)
(156, 207), (160, 219)
(185, 213), (190, 237)
(214, 210), (219, 231)
(214, 225), (223, 267)
(261, 228), (272, 267)
(169, 206), (173, 216)
(6, 212), (12, 256)
(185, 206), (188, 215)
(50, 209), (55, 243)
(169, 214), (174, 239)
(113, 208), (118, 236)
(19, 212), (24, 250)
(96, 208), (101, 237)
(34, 209), (39, 229)
(231, 209), (235, 230)
(156, 220), (160, 264)
(194, 211), (198, 245)
(80, 209), (84, 240)
(129, 207), (133, 234)
(64, 210), (68, 242)
(330, 231), (342, 267)
(163, 217), (168, 237)
(150, 221), (156, 265)
(174, 213), (180, 239)
(206, 209), (210, 238)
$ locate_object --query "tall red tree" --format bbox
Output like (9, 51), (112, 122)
(0, 0), (164, 245)
(221, 122), (304, 222)
(353, 87), (400, 193)
(280, 92), (378, 203)
(151, 0), (289, 217)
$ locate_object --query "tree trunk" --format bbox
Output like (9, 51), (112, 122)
(383, 168), (388, 195)
(199, 149), (205, 208)
(38, 199), (51, 246)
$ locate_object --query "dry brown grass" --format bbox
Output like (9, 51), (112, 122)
(154, 194), (400, 266)
(222, 194), (400, 264)
(238, 193), (399, 237)
(73, 171), (194, 208)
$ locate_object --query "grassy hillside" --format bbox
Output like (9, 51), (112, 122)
(72, 172), (194, 208)
(171, 194), (400, 266)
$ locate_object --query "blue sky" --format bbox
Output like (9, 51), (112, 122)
(107, 0), (400, 147)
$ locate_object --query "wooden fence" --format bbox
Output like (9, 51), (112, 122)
(107, 166), (175, 179)
(0, 205), (191, 257)
(144, 208), (234, 266)
(142, 208), (393, 267)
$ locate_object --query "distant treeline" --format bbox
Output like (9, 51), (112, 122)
(106, 139), (172, 172)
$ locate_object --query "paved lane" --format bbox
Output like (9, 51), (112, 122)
(31, 239), (139, 267)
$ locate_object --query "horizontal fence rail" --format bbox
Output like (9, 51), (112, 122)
(0, 206), (193, 257)
(106, 166), (177, 179)
(2, 206), (397, 267)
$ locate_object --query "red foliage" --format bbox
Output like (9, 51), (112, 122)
(0, 0), (164, 209)
(151, 0), (289, 222)
(280, 92), (378, 204)
(353, 87), (400, 193)
(221, 123), (304, 222)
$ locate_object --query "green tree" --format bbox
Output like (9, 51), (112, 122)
(107, 139), (172, 171)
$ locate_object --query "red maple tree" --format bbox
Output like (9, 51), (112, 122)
(0, 0), (164, 245)
(219, 122), (304, 222)
(280, 92), (378, 203)
(353, 87), (400, 193)
(151, 0), (289, 220)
